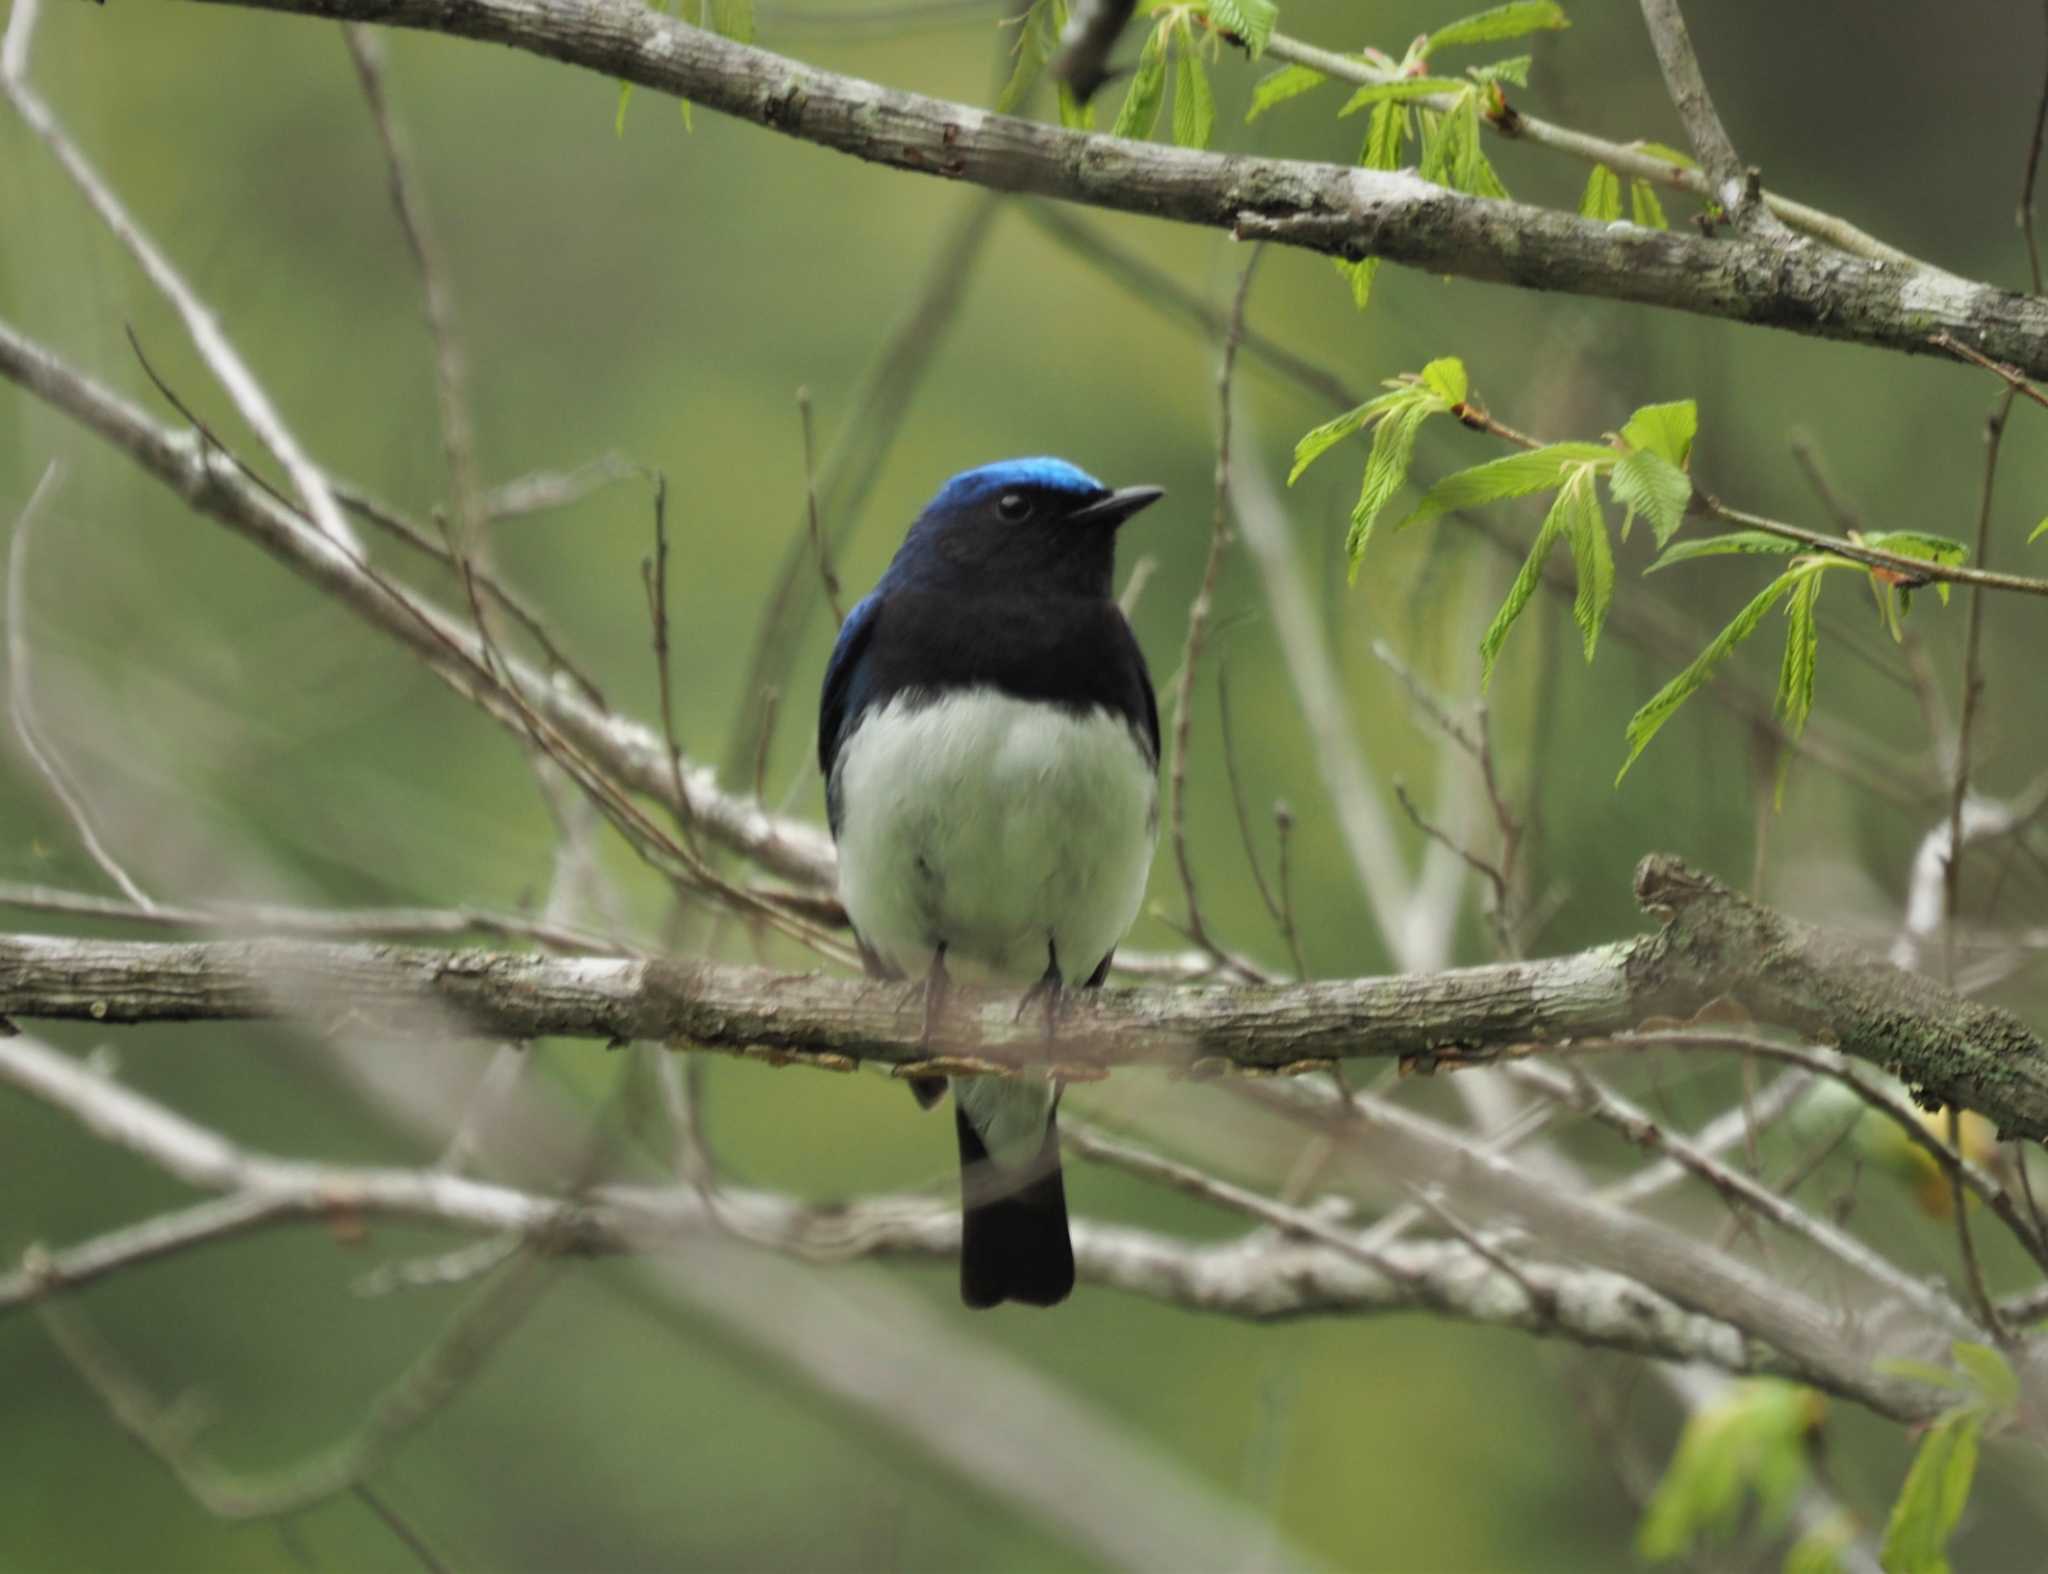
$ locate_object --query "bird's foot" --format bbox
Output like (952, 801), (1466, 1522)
(1014, 942), (1064, 1042)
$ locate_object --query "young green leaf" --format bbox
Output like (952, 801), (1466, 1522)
(1608, 448), (1693, 545)
(1288, 389), (1408, 482)
(1465, 54), (1531, 87)
(1634, 139), (1699, 169)
(1776, 565), (1823, 740)
(1782, 1513), (1858, 1574)
(1450, 90), (1509, 196)
(1419, 356), (1468, 406)
(1864, 529), (1967, 606)
(615, 78), (635, 137)
(1112, 26), (1170, 140)
(1647, 530), (1802, 570)
(1621, 399), (1697, 467)
(1480, 484), (1573, 685)
(1619, 570), (1799, 780)
(1631, 178), (1670, 229)
(1562, 470), (1614, 661)
(1634, 1382), (1822, 1564)
(1246, 62), (1328, 122)
(1579, 163), (1622, 221)
(1173, 47), (1216, 148)
(1873, 1358), (1979, 1394)
(1056, 80), (1097, 129)
(712, 0), (755, 43)
(1417, 106), (1456, 184)
(1338, 76), (1466, 116)
(1334, 256), (1381, 309)
(1879, 1411), (1983, 1574)
(1362, 98), (1408, 169)
(1425, 1), (1569, 54)
(2031, 514), (2048, 543)
(1206, 0), (1278, 56)
(1399, 442), (1615, 527)
(995, 0), (1050, 113)
(1348, 398), (1436, 569)
(1948, 1342), (2019, 1410)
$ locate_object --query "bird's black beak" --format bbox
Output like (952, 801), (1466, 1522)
(1069, 484), (1165, 529)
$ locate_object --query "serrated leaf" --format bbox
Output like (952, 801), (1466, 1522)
(1247, 62), (1328, 122)
(1206, 0), (1277, 56)
(1777, 565), (1822, 740)
(1619, 571), (1799, 780)
(1609, 448), (1693, 546)
(1579, 163), (1622, 221)
(1451, 90), (1508, 196)
(1480, 481), (1573, 683)
(1861, 530), (1968, 565)
(1348, 398), (1436, 570)
(1417, 106), (1455, 184)
(1419, 356), (1468, 406)
(1112, 26), (1170, 140)
(1425, 1), (1569, 54)
(995, 0), (1049, 113)
(1338, 76), (1466, 116)
(1289, 389), (1408, 482)
(1172, 46), (1215, 148)
(1949, 1342), (2019, 1410)
(1563, 471), (1613, 661)
(1332, 255), (1381, 309)
(1880, 1410), (1982, 1574)
(1400, 442), (1615, 527)
(1363, 98), (1408, 169)
(1466, 53), (1530, 86)
(1647, 529), (1802, 571)
(1621, 400), (1697, 467)
(1631, 178), (1669, 229)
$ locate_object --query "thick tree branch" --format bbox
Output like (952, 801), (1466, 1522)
(3, 857), (2045, 1139)
(168, 0), (2048, 375)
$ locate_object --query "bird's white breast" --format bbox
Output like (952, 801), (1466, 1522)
(833, 688), (1157, 986)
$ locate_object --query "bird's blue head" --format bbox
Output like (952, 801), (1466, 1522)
(888, 458), (1165, 598)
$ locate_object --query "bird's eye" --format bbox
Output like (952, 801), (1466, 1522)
(995, 492), (1032, 523)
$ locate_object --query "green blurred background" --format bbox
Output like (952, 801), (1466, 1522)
(5, 0), (2048, 1568)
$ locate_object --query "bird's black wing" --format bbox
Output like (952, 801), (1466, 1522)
(818, 590), (885, 837)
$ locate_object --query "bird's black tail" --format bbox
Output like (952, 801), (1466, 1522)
(955, 1102), (1074, 1308)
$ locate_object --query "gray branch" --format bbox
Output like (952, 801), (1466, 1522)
(162, 0), (2048, 375)
(4, 856), (2045, 1141)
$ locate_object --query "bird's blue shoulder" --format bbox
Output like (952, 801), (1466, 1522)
(928, 458), (1106, 515)
(818, 590), (884, 792)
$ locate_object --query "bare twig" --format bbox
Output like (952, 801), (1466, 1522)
(2019, 0), (2048, 295)
(796, 386), (844, 627)
(1635, 0), (1783, 233)
(6, 465), (156, 910)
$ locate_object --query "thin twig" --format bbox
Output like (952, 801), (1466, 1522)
(2018, 0), (2048, 295)
(639, 472), (700, 853)
(1166, 246), (1261, 960)
(1635, 0), (1783, 233)
(6, 465), (156, 910)
(796, 387), (844, 627)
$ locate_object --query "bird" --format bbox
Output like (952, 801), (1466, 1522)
(818, 457), (1164, 1307)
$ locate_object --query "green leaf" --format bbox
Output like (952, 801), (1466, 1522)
(1465, 54), (1531, 87)
(1619, 571), (1799, 780)
(1864, 529), (1966, 606)
(1579, 163), (1622, 221)
(1634, 139), (1699, 169)
(1562, 470), (1613, 661)
(1784, 1512), (1856, 1574)
(1338, 76), (1466, 116)
(1647, 530), (1802, 571)
(1417, 106), (1456, 184)
(1055, 80), (1096, 129)
(1348, 398), (1436, 569)
(1874, 1359), (1978, 1394)
(995, 0), (1050, 113)
(1621, 399), (1697, 467)
(1333, 255), (1380, 310)
(1634, 1382), (1821, 1564)
(1451, 90), (1508, 196)
(1480, 486), (1571, 685)
(1609, 448), (1693, 546)
(679, 95), (694, 131)
(1419, 356), (1468, 406)
(2031, 514), (2048, 543)
(1288, 389), (1408, 482)
(1879, 1410), (1983, 1574)
(1425, 1), (1569, 54)
(1206, 0), (1278, 56)
(1949, 1342), (2019, 1410)
(1631, 177), (1670, 229)
(1777, 565), (1823, 740)
(1247, 62), (1328, 122)
(1172, 46), (1215, 148)
(1362, 98), (1408, 169)
(1399, 442), (1615, 527)
(1112, 26), (1170, 140)
(615, 78), (635, 137)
